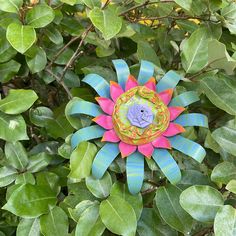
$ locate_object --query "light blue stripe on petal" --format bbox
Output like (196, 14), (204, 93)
(174, 113), (208, 128)
(83, 74), (110, 98)
(138, 60), (155, 85)
(70, 101), (103, 117)
(152, 149), (181, 184)
(92, 143), (119, 179)
(126, 152), (144, 195)
(156, 70), (182, 92)
(169, 91), (199, 107)
(169, 135), (206, 163)
(71, 125), (105, 149)
(112, 59), (130, 90)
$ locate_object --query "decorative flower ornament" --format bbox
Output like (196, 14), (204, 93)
(69, 60), (208, 194)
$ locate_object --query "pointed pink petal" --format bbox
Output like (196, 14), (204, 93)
(102, 129), (120, 142)
(158, 89), (173, 105)
(152, 136), (171, 149)
(144, 77), (156, 91)
(162, 123), (185, 137)
(119, 141), (137, 158)
(110, 81), (124, 102)
(93, 115), (113, 130)
(95, 97), (114, 115)
(125, 75), (139, 91)
(138, 143), (154, 158)
(168, 106), (185, 121)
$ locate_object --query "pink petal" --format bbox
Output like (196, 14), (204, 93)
(169, 106), (185, 121)
(138, 143), (154, 158)
(95, 97), (114, 115)
(102, 129), (120, 142)
(110, 81), (124, 102)
(119, 141), (137, 158)
(93, 115), (113, 130)
(152, 136), (171, 149)
(158, 89), (173, 105)
(144, 77), (156, 91)
(162, 123), (185, 137)
(125, 75), (139, 91)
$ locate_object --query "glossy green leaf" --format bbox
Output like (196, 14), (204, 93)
(211, 162), (236, 184)
(16, 218), (40, 236)
(40, 206), (69, 236)
(0, 60), (21, 83)
(99, 196), (137, 236)
(0, 89), (38, 115)
(89, 6), (122, 40)
(26, 4), (55, 28)
(0, 0), (23, 13)
(180, 185), (224, 222)
(0, 37), (17, 63)
(86, 172), (112, 199)
(174, 0), (192, 11)
(82, 0), (100, 8)
(155, 185), (193, 234)
(0, 166), (17, 187)
(214, 205), (236, 236)
(6, 23), (36, 54)
(15, 172), (35, 185)
(69, 142), (97, 180)
(0, 112), (28, 142)
(226, 179), (236, 194)
(3, 184), (57, 217)
(5, 141), (28, 170)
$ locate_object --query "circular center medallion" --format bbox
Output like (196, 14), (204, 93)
(112, 86), (170, 145)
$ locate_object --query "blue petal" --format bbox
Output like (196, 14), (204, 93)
(169, 91), (199, 107)
(174, 113), (208, 128)
(71, 125), (105, 149)
(138, 60), (155, 85)
(126, 152), (144, 195)
(156, 70), (182, 92)
(112, 59), (130, 90)
(92, 143), (119, 179)
(169, 135), (206, 163)
(83, 74), (110, 98)
(152, 149), (181, 184)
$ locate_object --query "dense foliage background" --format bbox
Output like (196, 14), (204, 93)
(0, 0), (236, 235)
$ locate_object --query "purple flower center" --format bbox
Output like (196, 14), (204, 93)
(127, 104), (153, 128)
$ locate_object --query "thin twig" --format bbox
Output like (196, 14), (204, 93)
(141, 187), (158, 195)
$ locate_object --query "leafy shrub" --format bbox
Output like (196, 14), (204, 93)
(0, 0), (235, 235)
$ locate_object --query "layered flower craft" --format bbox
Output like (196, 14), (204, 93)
(69, 60), (208, 194)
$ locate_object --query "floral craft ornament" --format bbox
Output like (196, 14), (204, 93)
(69, 60), (208, 194)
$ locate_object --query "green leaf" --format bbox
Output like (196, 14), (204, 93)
(89, 6), (122, 40)
(110, 182), (143, 220)
(214, 205), (236, 236)
(0, 60), (21, 83)
(0, 37), (17, 63)
(200, 74), (236, 115)
(60, 0), (78, 5)
(0, 166), (17, 187)
(26, 4), (55, 29)
(75, 202), (105, 236)
(154, 185), (193, 234)
(6, 23), (36, 54)
(208, 39), (236, 75)
(45, 26), (63, 45)
(226, 179), (236, 194)
(16, 218), (40, 236)
(137, 208), (177, 236)
(0, 112), (28, 142)
(181, 27), (209, 73)
(5, 141), (28, 170)
(99, 196), (137, 236)
(0, 0), (23, 13)
(211, 162), (236, 184)
(15, 172), (35, 185)
(86, 172), (112, 199)
(2, 184), (57, 218)
(174, 0), (192, 11)
(27, 152), (51, 173)
(82, 0), (101, 8)
(26, 47), (47, 74)
(0, 89), (38, 115)
(40, 206), (69, 236)
(69, 142), (97, 180)
(180, 185), (224, 222)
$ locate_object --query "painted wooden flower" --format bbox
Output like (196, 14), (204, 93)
(69, 60), (208, 194)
